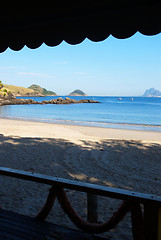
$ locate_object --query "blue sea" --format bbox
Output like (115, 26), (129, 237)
(1, 96), (161, 131)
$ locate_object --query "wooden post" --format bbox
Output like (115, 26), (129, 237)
(144, 203), (161, 240)
(158, 208), (161, 240)
(87, 193), (98, 223)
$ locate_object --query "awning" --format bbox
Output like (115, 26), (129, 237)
(0, 1), (161, 53)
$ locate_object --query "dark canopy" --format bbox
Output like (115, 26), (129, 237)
(0, 1), (161, 52)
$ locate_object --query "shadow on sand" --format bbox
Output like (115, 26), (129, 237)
(0, 134), (161, 239)
(0, 134), (161, 193)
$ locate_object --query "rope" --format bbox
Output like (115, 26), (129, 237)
(56, 187), (131, 234)
(35, 186), (144, 238)
(36, 187), (57, 221)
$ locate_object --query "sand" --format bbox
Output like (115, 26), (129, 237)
(0, 118), (161, 239)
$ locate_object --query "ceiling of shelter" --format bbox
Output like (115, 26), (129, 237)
(0, 1), (161, 52)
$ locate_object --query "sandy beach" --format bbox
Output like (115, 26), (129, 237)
(0, 118), (161, 239)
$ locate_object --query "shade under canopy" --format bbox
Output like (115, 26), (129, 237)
(0, 1), (161, 52)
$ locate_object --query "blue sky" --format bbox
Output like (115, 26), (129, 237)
(0, 32), (160, 96)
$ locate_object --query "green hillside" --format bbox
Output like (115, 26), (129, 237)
(2, 83), (57, 97)
(28, 84), (57, 96)
(3, 84), (37, 96)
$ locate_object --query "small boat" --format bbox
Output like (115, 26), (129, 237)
(131, 98), (134, 101)
(118, 98), (122, 100)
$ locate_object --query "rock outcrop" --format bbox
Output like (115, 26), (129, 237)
(0, 97), (100, 106)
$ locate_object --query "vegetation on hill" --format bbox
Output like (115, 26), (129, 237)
(0, 81), (14, 98)
(28, 84), (57, 96)
(68, 89), (87, 96)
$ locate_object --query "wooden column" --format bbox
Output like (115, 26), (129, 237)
(144, 203), (161, 240)
(87, 193), (98, 223)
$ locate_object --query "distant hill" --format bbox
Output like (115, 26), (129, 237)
(68, 89), (87, 96)
(1, 82), (87, 97)
(28, 84), (57, 96)
(2, 84), (57, 97)
(143, 88), (161, 97)
(3, 84), (40, 97)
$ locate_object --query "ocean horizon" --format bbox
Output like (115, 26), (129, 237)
(1, 96), (161, 132)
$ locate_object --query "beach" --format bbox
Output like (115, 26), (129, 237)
(1, 118), (161, 142)
(0, 118), (161, 239)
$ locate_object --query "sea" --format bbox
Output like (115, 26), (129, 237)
(1, 96), (161, 132)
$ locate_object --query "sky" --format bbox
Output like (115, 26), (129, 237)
(0, 32), (160, 96)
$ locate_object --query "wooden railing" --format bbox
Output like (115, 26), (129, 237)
(0, 166), (161, 240)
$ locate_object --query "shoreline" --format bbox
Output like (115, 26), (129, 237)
(1, 115), (161, 132)
(1, 117), (161, 142)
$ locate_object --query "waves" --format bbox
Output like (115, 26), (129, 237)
(1, 115), (161, 132)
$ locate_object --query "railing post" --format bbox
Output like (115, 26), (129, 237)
(144, 203), (161, 240)
(87, 193), (98, 223)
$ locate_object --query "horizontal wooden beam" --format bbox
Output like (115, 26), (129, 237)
(0, 167), (161, 206)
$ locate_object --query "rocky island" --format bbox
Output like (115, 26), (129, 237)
(68, 89), (87, 96)
(143, 88), (161, 97)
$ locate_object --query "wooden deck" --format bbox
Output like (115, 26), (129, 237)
(0, 209), (105, 240)
(1, 167), (161, 240)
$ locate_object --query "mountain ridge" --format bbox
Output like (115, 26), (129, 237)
(1, 82), (86, 97)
